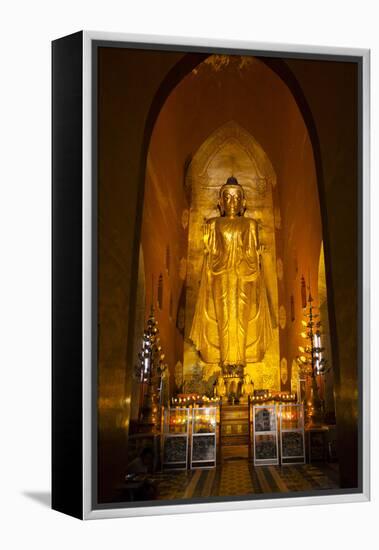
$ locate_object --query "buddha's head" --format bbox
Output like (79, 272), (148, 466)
(219, 176), (246, 217)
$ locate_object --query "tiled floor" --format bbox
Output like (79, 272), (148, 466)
(152, 460), (339, 500)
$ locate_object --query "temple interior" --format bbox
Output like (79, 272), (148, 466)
(97, 48), (359, 504)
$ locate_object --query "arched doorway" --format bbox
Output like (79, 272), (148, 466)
(139, 52), (322, 401)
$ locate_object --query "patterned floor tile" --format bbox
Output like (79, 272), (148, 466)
(150, 460), (339, 501)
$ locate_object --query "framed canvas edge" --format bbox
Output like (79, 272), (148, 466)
(81, 30), (370, 520)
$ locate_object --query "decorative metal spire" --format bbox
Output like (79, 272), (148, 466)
(297, 284), (329, 425)
(135, 303), (167, 431)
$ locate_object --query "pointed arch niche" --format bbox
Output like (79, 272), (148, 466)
(183, 121), (280, 392)
(140, 53), (323, 398)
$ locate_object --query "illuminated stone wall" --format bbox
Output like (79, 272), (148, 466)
(273, 94), (323, 394)
(139, 152), (189, 398)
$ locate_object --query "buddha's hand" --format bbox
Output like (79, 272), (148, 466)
(258, 244), (266, 256)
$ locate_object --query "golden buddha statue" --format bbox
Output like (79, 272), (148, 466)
(189, 177), (273, 390)
(241, 373), (254, 403)
(214, 376), (226, 398)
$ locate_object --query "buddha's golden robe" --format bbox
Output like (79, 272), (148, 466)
(189, 215), (273, 367)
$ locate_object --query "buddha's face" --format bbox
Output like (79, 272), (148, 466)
(220, 186), (244, 217)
